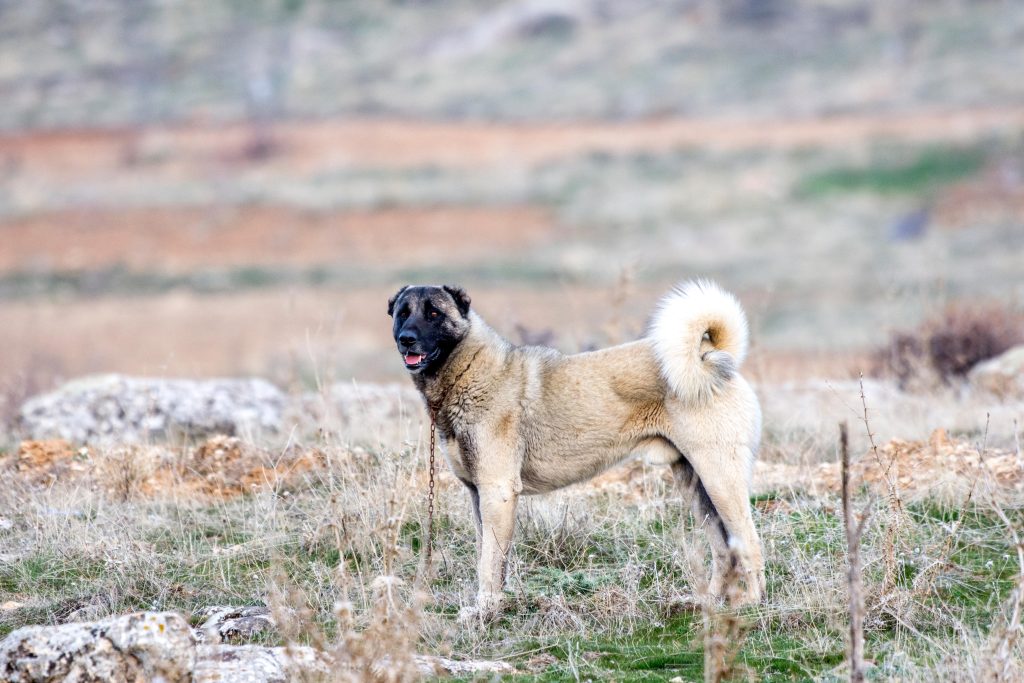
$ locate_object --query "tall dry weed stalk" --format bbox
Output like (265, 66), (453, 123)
(330, 573), (426, 682)
(858, 375), (905, 610)
(601, 264), (636, 345)
(686, 534), (751, 683)
(265, 451), (430, 682)
(978, 501), (1024, 681)
(840, 421), (868, 683)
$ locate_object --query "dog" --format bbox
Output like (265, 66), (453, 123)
(388, 281), (765, 618)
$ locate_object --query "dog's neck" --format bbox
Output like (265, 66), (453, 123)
(414, 313), (509, 429)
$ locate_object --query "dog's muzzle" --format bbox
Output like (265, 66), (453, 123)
(398, 332), (436, 371)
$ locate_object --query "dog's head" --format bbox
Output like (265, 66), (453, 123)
(387, 284), (472, 375)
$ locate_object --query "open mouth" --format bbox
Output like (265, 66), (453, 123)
(403, 350), (435, 369)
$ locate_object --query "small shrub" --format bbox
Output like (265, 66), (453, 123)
(874, 303), (1024, 388)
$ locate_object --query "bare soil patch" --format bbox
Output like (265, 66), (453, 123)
(0, 205), (554, 272)
(756, 428), (1024, 501)
(7, 435), (326, 501)
(584, 428), (1024, 505)
(3, 107), (1022, 185)
(13, 429), (1020, 506)
(934, 176), (1024, 227)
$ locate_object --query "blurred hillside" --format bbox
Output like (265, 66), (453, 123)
(0, 0), (1022, 402)
(2, 0), (1023, 127)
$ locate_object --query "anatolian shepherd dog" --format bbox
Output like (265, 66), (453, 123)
(388, 281), (765, 619)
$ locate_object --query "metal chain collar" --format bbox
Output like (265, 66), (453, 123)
(424, 416), (436, 570)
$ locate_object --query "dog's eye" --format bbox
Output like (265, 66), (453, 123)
(429, 310), (440, 319)
(398, 307), (409, 320)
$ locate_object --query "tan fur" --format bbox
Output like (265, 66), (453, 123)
(407, 292), (765, 619)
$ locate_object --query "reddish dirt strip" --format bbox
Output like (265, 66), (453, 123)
(0, 206), (554, 272)
(3, 106), (1023, 179)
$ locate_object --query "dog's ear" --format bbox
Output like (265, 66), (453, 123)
(387, 286), (409, 317)
(443, 285), (471, 318)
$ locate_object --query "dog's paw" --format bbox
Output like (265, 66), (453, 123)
(457, 592), (505, 626)
(665, 593), (704, 613)
(457, 604), (497, 627)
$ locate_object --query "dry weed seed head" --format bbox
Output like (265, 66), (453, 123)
(701, 545), (752, 683)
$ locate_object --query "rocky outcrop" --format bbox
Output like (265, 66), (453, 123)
(17, 374), (287, 443)
(194, 605), (276, 643)
(0, 610), (516, 681)
(0, 611), (196, 683)
(969, 344), (1024, 398)
(193, 644), (332, 683)
(15, 375), (425, 445)
(17, 374), (288, 444)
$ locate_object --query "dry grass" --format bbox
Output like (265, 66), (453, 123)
(2, 399), (1024, 680)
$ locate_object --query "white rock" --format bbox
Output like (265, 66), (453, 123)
(17, 374), (286, 443)
(969, 344), (1024, 398)
(195, 605), (275, 643)
(194, 643), (331, 683)
(0, 610), (517, 681)
(0, 611), (195, 683)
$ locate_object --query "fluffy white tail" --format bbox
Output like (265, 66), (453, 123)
(649, 279), (749, 404)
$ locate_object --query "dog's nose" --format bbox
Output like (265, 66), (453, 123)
(399, 333), (417, 348)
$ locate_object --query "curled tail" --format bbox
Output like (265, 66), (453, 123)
(649, 279), (749, 404)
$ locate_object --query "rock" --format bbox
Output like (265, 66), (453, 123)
(0, 610), (517, 681)
(17, 374), (287, 443)
(0, 611), (195, 683)
(195, 605), (275, 643)
(16, 375), (426, 446)
(430, 0), (584, 60)
(431, 655), (516, 676)
(969, 344), (1024, 398)
(193, 644), (331, 683)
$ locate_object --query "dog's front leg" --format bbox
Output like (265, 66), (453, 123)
(463, 481), (483, 556)
(471, 480), (519, 619)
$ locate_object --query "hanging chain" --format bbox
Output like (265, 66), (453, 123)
(424, 416), (436, 570)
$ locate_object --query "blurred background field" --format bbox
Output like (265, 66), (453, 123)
(1, 0), (1022, 399)
(4, 4), (1024, 679)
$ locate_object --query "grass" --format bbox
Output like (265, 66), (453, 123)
(2, 418), (1023, 680)
(795, 144), (989, 198)
(0, 261), (577, 302)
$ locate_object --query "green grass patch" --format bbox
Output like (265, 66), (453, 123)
(473, 613), (850, 681)
(0, 551), (108, 595)
(795, 144), (989, 198)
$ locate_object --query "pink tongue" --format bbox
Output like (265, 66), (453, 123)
(405, 353), (424, 364)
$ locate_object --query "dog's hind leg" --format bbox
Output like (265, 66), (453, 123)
(672, 458), (734, 598)
(672, 449), (764, 605)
